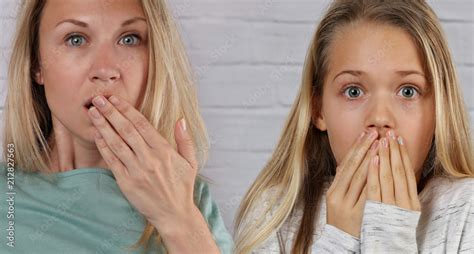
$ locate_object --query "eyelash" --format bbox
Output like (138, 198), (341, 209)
(340, 84), (421, 100)
(64, 33), (142, 47)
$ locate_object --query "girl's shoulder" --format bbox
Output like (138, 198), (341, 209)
(420, 176), (474, 209)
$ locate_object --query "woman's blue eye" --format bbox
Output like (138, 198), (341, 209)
(66, 34), (86, 47)
(119, 34), (140, 46)
(343, 86), (364, 98)
(398, 86), (419, 98)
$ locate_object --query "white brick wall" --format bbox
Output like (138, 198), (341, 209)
(0, 0), (472, 234)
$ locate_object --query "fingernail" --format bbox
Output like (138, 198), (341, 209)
(370, 131), (377, 139)
(381, 138), (388, 148)
(89, 107), (101, 119)
(109, 96), (119, 106)
(93, 96), (106, 108)
(371, 140), (379, 151)
(397, 136), (404, 145)
(359, 132), (366, 139)
(388, 130), (395, 139)
(373, 156), (379, 166)
(181, 118), (187, 131)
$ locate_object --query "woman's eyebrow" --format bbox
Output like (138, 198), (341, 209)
(55, 17), (147, 28)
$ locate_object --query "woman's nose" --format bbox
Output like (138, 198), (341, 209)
(88, 46), (121, 83)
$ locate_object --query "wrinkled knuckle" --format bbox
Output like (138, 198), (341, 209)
(369, 184), (379, 194)
(381, 173), (393, 183)
(106, 155), (120, 165)
(102, 105), (114, 117)
(119, 122), (135, 136)
(110, 141), (125, 154)
(135, 118), (150, 134)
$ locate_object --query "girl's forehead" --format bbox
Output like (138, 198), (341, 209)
(326, 22), (425, 78)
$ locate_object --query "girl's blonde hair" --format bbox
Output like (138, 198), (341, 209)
(3, 0), (209, 252)
(234, 0), (473, 253)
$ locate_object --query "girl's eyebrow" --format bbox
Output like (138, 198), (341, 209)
(332, 69), (425, 82)
(55, 17), (147, 28)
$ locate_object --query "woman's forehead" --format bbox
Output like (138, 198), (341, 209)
(41, 0), (145, 28)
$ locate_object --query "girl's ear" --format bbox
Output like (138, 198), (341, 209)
(311, 113), (327, 131)
(34, 69), (44, 85)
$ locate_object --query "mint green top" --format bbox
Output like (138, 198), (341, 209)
(0, 163), (233, 253)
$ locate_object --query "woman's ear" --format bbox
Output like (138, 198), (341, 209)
(34, 69), (44, 85)
(311, 95), (327, 131)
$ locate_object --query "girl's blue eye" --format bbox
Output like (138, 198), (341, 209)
(343, 86), (364, 99)
(398, 86), (419, 98)
(66, 34), (86, 47)
(119, 34), (140, 46)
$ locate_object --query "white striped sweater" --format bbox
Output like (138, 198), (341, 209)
(248, 176), (474, 253)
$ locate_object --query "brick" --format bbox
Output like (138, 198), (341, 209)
(0, 48), (10, 79)
(196, 65), (304, 108)
(201, 110), (289, 152)
(183, 20), (313, 64)
(0, 18), (16, 48)
(457, 66), (474, 109)
(0, 0), (21, 19)
(170, 0), (330, 22)
(470, 111), (474, 134)
(0, 79), (6, 108)
(441, 22), (474, 65)
(429, 0), (474, 22)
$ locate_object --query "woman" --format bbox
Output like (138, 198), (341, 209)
(235, 0), (473, 253)
(1, 0), (233, 253)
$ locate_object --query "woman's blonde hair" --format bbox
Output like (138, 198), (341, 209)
(234, 0), (473, 253)
(3, 0), (209, 252)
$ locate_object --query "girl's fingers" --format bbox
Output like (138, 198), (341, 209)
(329, 130), (378, 199)
(355, 184), (368, 210)
(387, 131), (410, 210)
(367, 155), (381, 202)
(346, 140), (379, 206)
(398, 136), (421, 211)
(379, 137), (396, 205)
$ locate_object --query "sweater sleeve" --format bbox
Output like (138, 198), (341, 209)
(312, 224), (360, 253)
(458, 189), (474, 253)
(361, 200), (421, 253)
(194, 179), (234, 254)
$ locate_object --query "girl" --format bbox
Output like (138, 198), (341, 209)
(235, 0), (473, 253)
(0, 0), (232, 253)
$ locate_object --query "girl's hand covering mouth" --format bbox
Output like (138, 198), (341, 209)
(367, 130), (421, 212)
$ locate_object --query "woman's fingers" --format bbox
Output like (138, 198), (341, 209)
(346, 140), (379, 206)
(398, 135), (421, 211)
(91, 95), (149, 157)
(174, 118), (198, 170)
(387, 131), (410, 209)
(367, 155), (381, 202)
(329, 130), (378, 199)
(379, 137), (396, 205)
